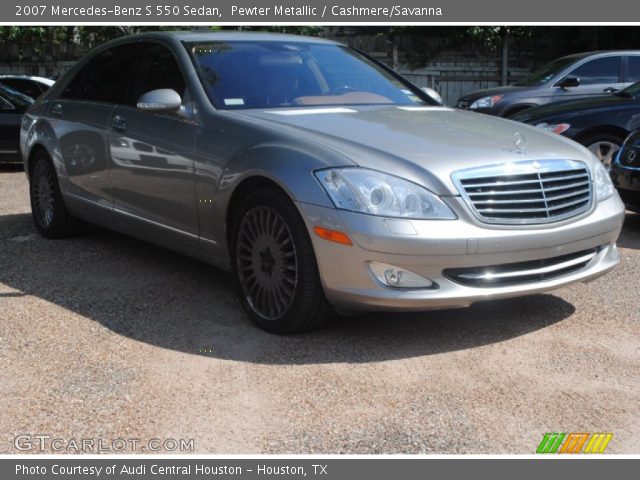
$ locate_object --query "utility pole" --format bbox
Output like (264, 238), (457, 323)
(501, 27), (510, 85)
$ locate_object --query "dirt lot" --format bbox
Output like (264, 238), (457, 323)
(1, 164), (639, 454)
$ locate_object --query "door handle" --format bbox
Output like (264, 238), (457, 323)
(51, 103), (63, 117)
(603, 87), (619, 93)
(111, 115), (127, 132)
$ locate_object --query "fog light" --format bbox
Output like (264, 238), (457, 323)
(369, 262), (433, 289)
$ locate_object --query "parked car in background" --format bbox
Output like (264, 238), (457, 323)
(611, 131), (640, 212)
(0, 83), (33, 162)
(511, 81), (640, 167)
(21, 32), (624, 333)
(456, 51), (640, 117)
(0, 75), (54, 99)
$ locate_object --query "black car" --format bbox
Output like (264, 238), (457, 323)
(456, 51), (640, 117)
(0, 83), (33, 162)
(511, 81), (640, 167)
(611, 131), (640, 212)
(0, 75), (54, 99)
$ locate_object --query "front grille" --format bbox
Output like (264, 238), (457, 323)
(452, 159), (592, 225)
(444, 247), (600, 288)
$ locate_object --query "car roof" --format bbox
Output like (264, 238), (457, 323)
(557, 50), (640, 61)
(0, 75), (55, 85)
(121, 30), (339, 45)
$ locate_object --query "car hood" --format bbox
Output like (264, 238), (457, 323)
(233, 105), (592, 195)
(457, 85), (529, 102)
(512, 95), (637, 123)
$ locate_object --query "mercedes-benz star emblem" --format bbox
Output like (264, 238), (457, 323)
(532, 161), (541, 169)
(514, 132), (527, 151)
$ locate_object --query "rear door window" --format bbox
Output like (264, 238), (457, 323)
(62, 43), (139, 104)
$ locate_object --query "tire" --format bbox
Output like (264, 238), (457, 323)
(578, 132), (624, 169)
(29, 150), (81, 238)
(230, 187), (334, 334)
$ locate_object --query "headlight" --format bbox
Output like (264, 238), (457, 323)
(535, 122), (571, 135)
(469, 95), (504, 110)
(315, 168), (457, 220)
(593, 157), (615, 201)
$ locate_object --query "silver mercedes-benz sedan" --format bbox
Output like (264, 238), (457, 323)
(21, 32), (625, 333)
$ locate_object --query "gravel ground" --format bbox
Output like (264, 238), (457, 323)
(1, 164), (639, 454)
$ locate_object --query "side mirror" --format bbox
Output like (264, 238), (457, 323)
(136, 89), (182, 112)
(556, 76), (580, 89)
(421, 87), (443, 105)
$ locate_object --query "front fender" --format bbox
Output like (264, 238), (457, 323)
(193, 116), (355, 258)
(23, 113), (65, 181)
(207, 143), (347, 254)
(219, 142), (342, 210)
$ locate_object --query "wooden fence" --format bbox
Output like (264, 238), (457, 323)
(400, 65), (530, 106)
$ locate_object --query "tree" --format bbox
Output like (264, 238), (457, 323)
(464, 27), (531, 84)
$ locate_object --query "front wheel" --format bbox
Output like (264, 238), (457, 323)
(231, 187), (334, 334)
(579, 133), (624, 169)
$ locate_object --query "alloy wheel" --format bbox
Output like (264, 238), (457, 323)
(235, 206), (298, 320)
(588, 141), (620, 168)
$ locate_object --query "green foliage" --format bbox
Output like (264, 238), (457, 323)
(0, 26), (49, 42)
(464, 26), (532, 50)
(0, 26), (222, 47)
(5, 26), (640, 66)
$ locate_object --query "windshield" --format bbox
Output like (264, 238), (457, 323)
(0, 83), (34, 108)
(512, 56), (578, 87)
(188, 41), (434, 109)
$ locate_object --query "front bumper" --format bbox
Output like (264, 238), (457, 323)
(297, 194), (625, 312)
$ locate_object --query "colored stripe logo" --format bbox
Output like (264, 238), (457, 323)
(537, 433), (612, 454)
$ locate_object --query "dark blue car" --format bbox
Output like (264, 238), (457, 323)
(512, 81), (640, 168)
(612, 131), (640, 212)
(0, 83), (33, 162)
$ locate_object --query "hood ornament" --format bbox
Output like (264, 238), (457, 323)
(514, 132), (527, 153)
(502, 132), (528, 155)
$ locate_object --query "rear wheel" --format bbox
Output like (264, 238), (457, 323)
(579, 133), (624, 169)
(231, 187), (334, 334)
(29, 151), (81, 238)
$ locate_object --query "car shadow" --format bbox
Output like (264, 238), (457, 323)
(1, 211), (580, 365)
(617, 211), (640, 249)
(0, 163), (24, 173)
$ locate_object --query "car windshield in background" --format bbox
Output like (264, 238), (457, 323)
(512, 56), (578, 87)
(188, 41), (433, 109)
(0, 83), (34, 108)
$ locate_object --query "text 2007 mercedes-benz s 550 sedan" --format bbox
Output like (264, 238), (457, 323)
(20, 32), (625, 333)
